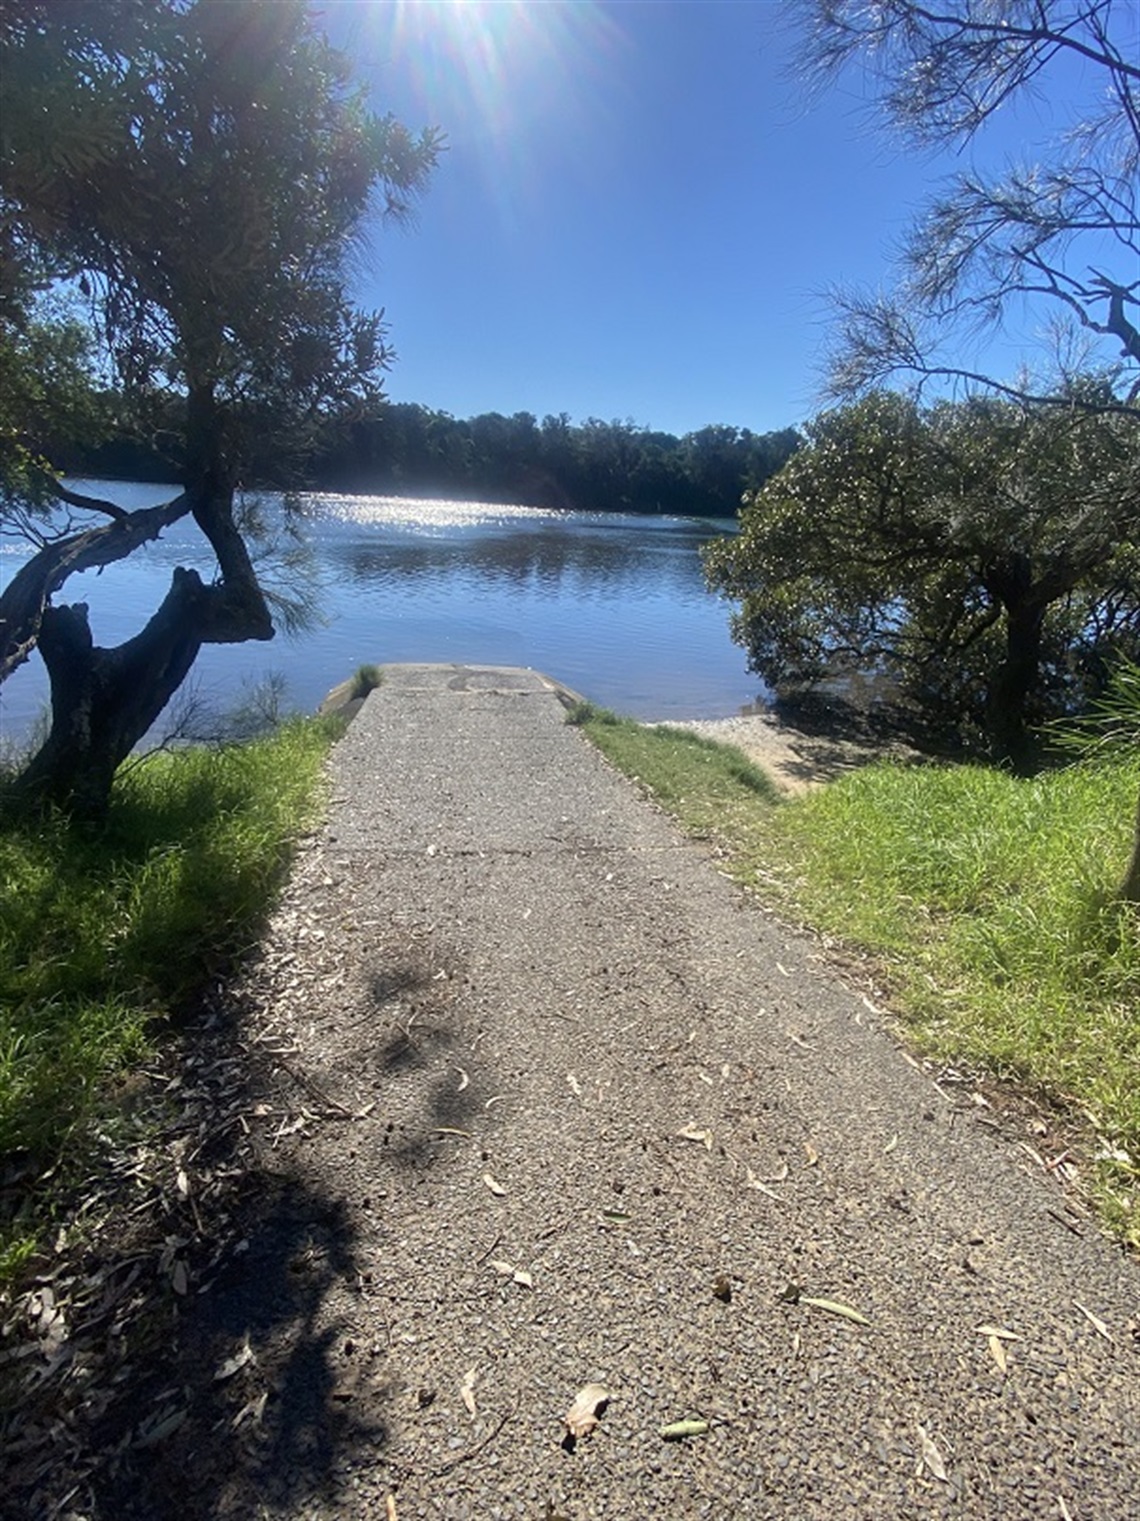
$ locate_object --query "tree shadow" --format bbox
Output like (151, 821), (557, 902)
(361, 967), (489, 1170)
(1, 977), (411, 1521)
(87, 1177), (391, 1520)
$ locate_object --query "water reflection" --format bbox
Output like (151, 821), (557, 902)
(0, 487), (766, 742)
(331, 524), (708, 599)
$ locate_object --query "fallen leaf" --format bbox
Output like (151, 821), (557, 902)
(677, 1124), (713, 1150)
(1074, 1301), (1113, 1342)
(134, 1407), (188, 1449)
(803, 1142), (820, 1166)
(482, 1173), (507, 1197)
(214, 1338), (255, 1381)
(171, 1260), (189, 1296)
(754, 1161), (789, 1183)
(800, 1296), (871, 1326)
(660, 1418), (710, 1440)
(460, 1367), (477, 1417)
(745, 1167), (781, 1200)
(232, 1391), (268, 1428)
(917, 1423), (948, 1482)
(988, 1334), (1008, 1373)
(176, 1168), (190, 1197)
(884, 1134), (898, 1154)
(564, 1383), (609, 1440)
(975, 1324), (1022, 1341)
(490, 1259), (534, 1288)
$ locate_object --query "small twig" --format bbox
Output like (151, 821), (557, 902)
(270, 1052), (357, 1118)
(1046, 1206), (1083, 1237)
(428, 1402), (517, 1478)
(475, 1232), (502, 1266)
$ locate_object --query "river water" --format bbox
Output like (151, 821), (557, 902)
(0, 481), (768, 748)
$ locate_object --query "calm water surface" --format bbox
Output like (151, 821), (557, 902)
(0, 481), (768, 745)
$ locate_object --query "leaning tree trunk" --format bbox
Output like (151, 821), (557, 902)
(16, 570), (211, 815)
(16, 559), (272, 816)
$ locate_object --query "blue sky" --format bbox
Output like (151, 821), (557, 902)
(322, 0), (1090, 439)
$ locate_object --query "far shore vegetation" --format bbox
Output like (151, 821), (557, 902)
(572, 701), (1140, 1250)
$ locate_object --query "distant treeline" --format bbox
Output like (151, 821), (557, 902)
(65, 400), (801, 517)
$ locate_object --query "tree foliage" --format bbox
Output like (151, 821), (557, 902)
(796, 0), (1140, 407)
(704, 391), (1140, 765)
(0, 0), (440, 811)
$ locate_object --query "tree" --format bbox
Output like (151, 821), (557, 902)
(0, 0), (441, 811)
(704, 390), (1140, 767)
(796, 0), (1140, 408)
(787, 1), (1140, 893)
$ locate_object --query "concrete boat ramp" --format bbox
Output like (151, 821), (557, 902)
(127, 665), (1140, 1517)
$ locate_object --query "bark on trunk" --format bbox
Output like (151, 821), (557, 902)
(14, 562), (271, 816)
(986, 592), (1046, 774)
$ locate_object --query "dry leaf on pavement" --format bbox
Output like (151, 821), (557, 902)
(460, 1367), (477, 1417)
(800, 1296), (871, 1326)
(1074, 1301), (1113, 1341)
(564, 1383), (610, 1440)
(490, 1259), (533, 1289)
(677, 1124), (713, 1149)
(917, 1423), (948, 1481)
(745, 1167), (781, 1200)
(482, 1173), (507, 1197)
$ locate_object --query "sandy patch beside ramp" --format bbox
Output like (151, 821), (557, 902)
(652, 710), (908, 794)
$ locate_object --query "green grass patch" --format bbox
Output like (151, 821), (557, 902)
(569, 702), (781, 841)
(350, 662), (384, 700)
(573, 704), (1140, 1246)
(0, 718), (335, 1273)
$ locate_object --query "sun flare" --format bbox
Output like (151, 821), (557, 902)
(352, 0), (622, 228)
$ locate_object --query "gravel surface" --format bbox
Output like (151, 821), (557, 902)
(89, 664), (1139, 1519)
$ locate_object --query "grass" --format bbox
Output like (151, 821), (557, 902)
(571, 702), (1140, 1246)
(567, 701), (781, 833)
(0, 717), (337, 1277)
(350, 662), (384, 700)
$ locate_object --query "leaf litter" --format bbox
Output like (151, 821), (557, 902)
(916, 1423), (949, 1482)
(564, 1383), (610, 1441)
(490, 1259), (534, 1289)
